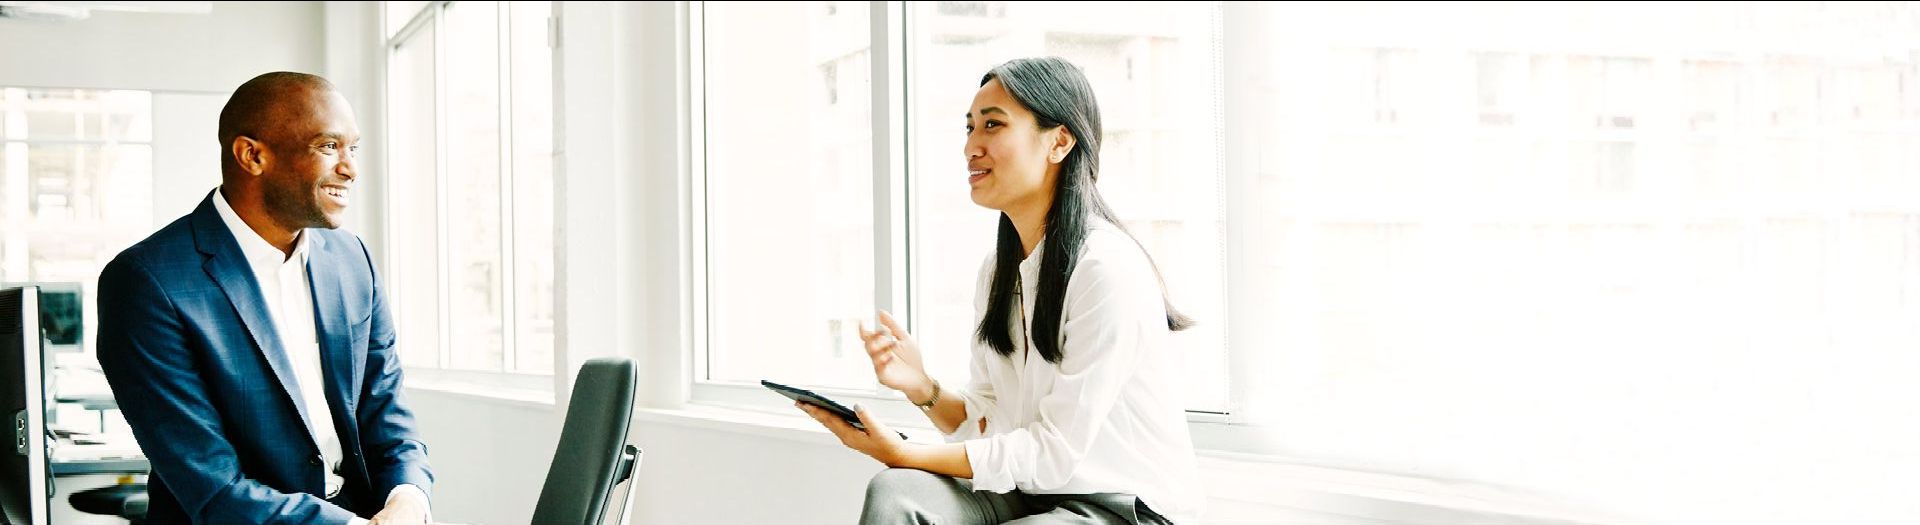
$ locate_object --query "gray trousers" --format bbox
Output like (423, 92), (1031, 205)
(859, 468), (1175, 525)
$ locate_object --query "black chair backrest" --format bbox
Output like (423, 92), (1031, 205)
(530, 357), (638, 525)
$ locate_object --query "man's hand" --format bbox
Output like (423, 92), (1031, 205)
(368, 488), (431, 525)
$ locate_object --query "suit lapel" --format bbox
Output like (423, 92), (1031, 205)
(305, 234), (364, 429)
(189, 194), (323, 449)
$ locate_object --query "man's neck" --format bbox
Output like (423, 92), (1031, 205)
(220, 187), (299, 258)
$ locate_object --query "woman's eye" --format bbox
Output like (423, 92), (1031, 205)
(984, 121), (1000, 129)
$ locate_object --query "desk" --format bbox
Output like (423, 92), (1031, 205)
(50, 435), (146, 475)
(51, 457), (147, 476)
(54, 393), (117, 412)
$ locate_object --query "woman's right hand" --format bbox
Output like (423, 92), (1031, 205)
(860, 310), (933, 398)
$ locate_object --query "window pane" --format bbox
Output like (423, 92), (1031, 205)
(1239, 3), (1920, 524)
(0, 143), (7, 280)
(444, 1), (505, 372)
(0, 87), (155, 355)
(703, 1), (876, 390)
(4, 89), (150, 142)
(14, 143), (151, 285)
(509, 0), (554, 374)
(1, 142), (19, 282)
(386, 1), (432, 39)
(388, 25), (440, 369)
(0, 89), (14, 140)
(909, 2), (1229, 412)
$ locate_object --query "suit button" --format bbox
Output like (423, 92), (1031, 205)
(309, 456), (322, 466)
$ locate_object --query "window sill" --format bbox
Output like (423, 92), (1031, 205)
(402, 367), (555, 408)
(631, 403), (951, 448)
(406, 378), (556, 409)
(637, 403), (1635, 525)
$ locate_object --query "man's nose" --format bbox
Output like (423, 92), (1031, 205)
(337, 149), (357, 180)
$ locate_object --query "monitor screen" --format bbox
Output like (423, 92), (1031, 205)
(0, 286), (49, 525)
(0, 283), (80, 353)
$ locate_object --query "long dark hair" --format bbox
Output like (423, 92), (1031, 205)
(973, 57), (1194, 365)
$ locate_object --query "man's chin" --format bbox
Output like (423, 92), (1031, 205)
(311, 210), (346, 230)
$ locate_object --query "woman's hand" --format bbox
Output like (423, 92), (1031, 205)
(798, 402), (907, 466)
(860, 310), (934, 399)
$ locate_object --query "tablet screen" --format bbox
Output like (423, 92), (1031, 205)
(763, 380), (909, 440)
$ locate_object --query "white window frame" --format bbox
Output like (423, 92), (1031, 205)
(382, 0), (556, 395)
(683, 1), (1270, 454)
(685, 0), (923, 427)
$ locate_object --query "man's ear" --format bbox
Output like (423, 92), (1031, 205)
(1049, 127), (1077, 164)
(231, 136), (269, 176)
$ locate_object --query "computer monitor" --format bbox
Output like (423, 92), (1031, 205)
(0, 283), (79, 355)
(0, 286), (49, 525)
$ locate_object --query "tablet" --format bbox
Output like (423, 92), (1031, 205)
(763, 380), (909, 440)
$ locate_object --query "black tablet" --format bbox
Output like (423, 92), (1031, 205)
(763, 380), (909, 440)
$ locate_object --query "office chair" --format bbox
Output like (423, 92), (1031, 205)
(68, 481), (146, 524)
(530, 357), (641, 525)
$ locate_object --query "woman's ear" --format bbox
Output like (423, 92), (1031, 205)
(1049, 127), (1076, 164)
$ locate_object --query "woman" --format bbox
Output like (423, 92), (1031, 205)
(797, 57), (1202, 525)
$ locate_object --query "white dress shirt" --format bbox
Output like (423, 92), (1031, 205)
(943, 219), (1205, 524)
(213, 190), (427, 523)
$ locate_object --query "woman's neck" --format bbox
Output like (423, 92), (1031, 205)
(1007, 204), (1047, 259)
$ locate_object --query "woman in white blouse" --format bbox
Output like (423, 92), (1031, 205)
(795, 57), (1203, 525)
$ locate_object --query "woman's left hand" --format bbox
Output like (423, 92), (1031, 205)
(798, 402), (908, 466)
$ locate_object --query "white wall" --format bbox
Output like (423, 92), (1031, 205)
(0, 2), (323, 94)
(625, 418), (882, 525)
(405, 389), (561, 525)
(148, 92), (226, 224)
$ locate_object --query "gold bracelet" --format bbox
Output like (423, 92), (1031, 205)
(914, 380), (941, 411)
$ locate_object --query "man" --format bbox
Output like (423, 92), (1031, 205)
(97, 71), (433, 525)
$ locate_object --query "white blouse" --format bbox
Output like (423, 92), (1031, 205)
(944, 219), (1204, 524)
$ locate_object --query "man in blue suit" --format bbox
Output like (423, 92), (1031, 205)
(97, 72), (433, 525)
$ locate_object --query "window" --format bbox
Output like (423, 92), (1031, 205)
(697, 0), (878, 391)
(693, 1), (1919, 524)
(0, 88), (154, 350)
(694, 1), (1229, 413)
(385, 1), (555, 377)
(907, 2), (1228, 412)
(1683, 60), (1742, 130)
(1235, 2), (1919, 524)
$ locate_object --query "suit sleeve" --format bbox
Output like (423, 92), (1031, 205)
(96, 255), (359, 525)
(352, 236), (435, 501)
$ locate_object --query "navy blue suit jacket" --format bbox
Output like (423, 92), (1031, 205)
(96, 192), (433, 524)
